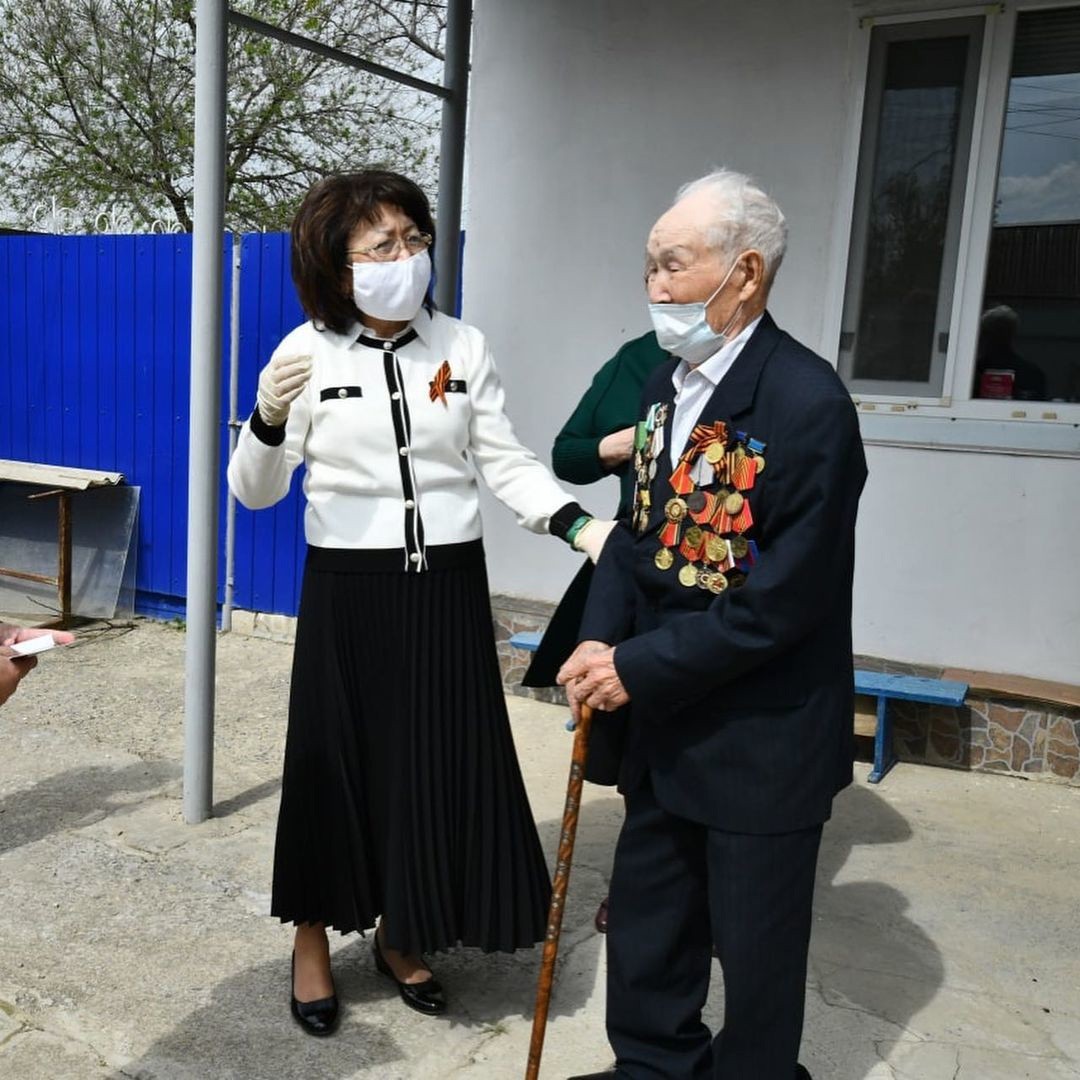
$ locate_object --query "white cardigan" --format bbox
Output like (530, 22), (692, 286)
(227, 308), (572, 570)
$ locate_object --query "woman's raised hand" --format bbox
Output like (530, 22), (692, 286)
(257, 353), (313, 427)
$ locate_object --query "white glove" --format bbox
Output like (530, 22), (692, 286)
(256, 353), (313, 427)
(572, 518), (617, 564)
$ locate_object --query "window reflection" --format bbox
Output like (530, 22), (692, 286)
(975, 8), (1080, 403)
(854, 38), (968, 384)
(838, 19), (982, 397)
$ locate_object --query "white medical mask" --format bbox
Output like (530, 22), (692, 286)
(648, 254), (745, 366)
(351, 249), (432, 321)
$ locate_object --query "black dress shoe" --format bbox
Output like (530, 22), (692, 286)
(373, 929), (447, 1015)
(795, 1066), (813, 1080)
(290, 952), (339, 1036)
(566, 1072), (616, 1079)
(594, 896), (609, 934)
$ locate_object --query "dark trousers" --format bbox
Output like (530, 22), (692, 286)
(606, 778), (823, 1080)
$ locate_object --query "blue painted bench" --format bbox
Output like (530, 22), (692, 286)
(509, 630), (544, 652)
(508, 635), (969, 784)
(854, 671), (968, 783)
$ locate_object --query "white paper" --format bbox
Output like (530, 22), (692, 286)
(9, 634), (57, 656)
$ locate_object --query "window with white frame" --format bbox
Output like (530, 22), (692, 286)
(840, 4), (1080, 416)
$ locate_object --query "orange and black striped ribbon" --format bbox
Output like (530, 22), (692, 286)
(429, 360), (451, 405)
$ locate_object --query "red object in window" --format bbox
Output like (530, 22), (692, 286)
(979, 369), (1015, 399)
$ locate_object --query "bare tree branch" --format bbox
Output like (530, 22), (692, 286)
(0, 0), (446, 232)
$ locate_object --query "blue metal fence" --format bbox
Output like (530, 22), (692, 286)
(0, 232), (307, 619)
(230, 233), (307, 617)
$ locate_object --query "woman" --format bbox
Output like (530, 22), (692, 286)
(522, 329), (668, 717)
(522, 331), (668, 932)
(227, 170), (611, 1036)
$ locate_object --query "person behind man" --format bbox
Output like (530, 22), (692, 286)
(0, 624), (74, 706)
(522, 330), (669, 933)
(559, 169), (867, 1080)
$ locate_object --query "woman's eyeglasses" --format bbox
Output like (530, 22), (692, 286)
(348, 233), (433, 262)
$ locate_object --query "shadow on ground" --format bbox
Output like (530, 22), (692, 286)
(0, 761), (178, 857)
(806, 781), (946, 1078)
(105, 797), (622, 1080)
(105, 943), (406, 1080)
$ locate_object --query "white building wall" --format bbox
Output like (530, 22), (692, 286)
(462, 0), (1080, 682)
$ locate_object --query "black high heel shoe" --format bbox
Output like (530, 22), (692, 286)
(373, 929), (447, 1015)
(290, 951), (339, 1036)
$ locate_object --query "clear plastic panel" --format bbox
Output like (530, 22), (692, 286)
(0, 483), (139, 622)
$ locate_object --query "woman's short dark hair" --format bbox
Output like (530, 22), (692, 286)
(290, 170), (437, 333)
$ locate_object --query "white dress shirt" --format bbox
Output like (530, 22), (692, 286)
(669, 315), (763, 459)
(227, 308), (572, 571)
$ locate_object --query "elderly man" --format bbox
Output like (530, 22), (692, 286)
(559, 170), (866, 1080)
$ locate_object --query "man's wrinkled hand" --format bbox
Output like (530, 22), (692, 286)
(557, 639), (630, 725)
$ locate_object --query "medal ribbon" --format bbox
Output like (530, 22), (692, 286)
(682, 421), (729, 464)
(429, 360), (452, 405)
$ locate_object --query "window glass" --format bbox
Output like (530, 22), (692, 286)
(975, 7), (1080, 403)
(840, 20), (983, 397)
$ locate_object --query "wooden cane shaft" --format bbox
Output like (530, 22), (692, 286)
(525, 705), (593, 1080)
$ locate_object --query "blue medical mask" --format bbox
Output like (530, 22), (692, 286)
(648, 254), (745, 366)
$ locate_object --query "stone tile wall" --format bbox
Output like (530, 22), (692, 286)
(491, 593), (567, 707)
(490, 595), (1080, 786)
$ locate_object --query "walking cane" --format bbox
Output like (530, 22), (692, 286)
(525, 702), (594, 1080)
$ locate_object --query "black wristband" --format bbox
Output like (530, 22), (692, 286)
(250, 407), (286, 447)
(549, 501), (590, 541)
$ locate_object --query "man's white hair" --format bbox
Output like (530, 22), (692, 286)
(676, 169), (788, 282)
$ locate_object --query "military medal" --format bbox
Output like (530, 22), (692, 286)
(705, 533), (728, 564)
(665, 497), (687, 522)
(631, 401), (673, 535)
(655, 415), (766, 596)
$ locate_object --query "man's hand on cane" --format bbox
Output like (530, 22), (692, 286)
(557, 640), (629, 725)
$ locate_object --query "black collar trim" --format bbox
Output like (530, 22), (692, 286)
(354, 328), (419, 352)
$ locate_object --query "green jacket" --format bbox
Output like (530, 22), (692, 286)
(551, 331), (669, 517)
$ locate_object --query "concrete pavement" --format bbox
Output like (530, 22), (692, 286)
(0, 619), (1077, 1078)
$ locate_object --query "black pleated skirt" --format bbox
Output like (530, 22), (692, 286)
(270, 540), (552, 955)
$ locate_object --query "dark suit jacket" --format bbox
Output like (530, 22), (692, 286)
(578, 312), (867, 835)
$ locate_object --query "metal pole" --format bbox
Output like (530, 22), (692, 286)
(434, 0), (472, 314)
(221, 233), (242, 633)
(184, 0), (227, 824)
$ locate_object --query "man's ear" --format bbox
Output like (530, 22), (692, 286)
(738, 251), (767, 302)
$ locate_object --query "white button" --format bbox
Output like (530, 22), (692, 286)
(404, 499), (415, 509)
(409, 552), (421, 563)
(399, 446), (409, 457)
(337, 387), (348, 399)
(391, 391), (401, 401)
(383, 341), (394, 350)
